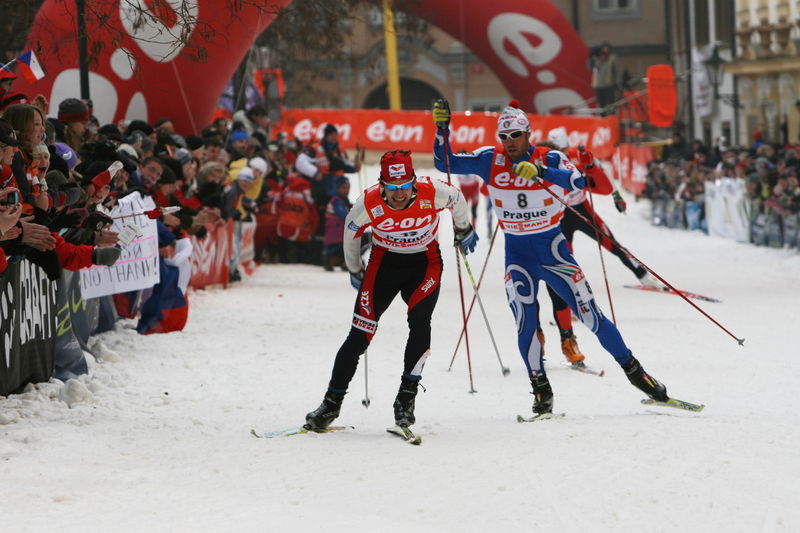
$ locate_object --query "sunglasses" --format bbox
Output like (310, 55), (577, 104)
(498, 130), (525, 141)
(383, 180), (414, 191)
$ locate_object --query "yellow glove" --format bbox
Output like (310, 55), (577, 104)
(512, 161), (541, 180)
(433, 99), (451, 129)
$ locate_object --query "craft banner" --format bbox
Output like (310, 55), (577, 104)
(11, 1), (591, 132)
(189, 220), (233, 290)
(80, 192), (160, 300)
(0, 260), (58, 396)
(611, 144), (655, 195)
(53, 270), (89, 381)
(279, 109), (619, 160)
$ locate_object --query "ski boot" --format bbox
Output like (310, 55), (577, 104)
(560, 333), (586, 364)
(637, 271), (665, 290)
(530, 374), (554, 414)
(305, 390), (345, 430)
(393, 378), (419, 427)
(622, 357), (668, 401)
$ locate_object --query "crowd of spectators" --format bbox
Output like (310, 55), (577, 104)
(640, 131), (800, 249)
(1, 64), (363, 288)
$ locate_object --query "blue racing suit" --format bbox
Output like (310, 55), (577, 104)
(433, 129), (634, 378)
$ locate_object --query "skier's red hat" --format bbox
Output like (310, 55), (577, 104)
(380, 150), (415, 183)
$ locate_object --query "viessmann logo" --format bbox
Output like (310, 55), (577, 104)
(388, 164), (406, 178)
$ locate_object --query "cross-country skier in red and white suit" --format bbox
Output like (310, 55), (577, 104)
(305, 150), (476, 431)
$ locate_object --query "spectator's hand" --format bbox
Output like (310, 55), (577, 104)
(162, 213), (181, 227)
(20, 217), (56, 251)
(92, 246), (121, 266)
(33, 190), (50, 211)
(349, 268), (365, 290)
(578, 149), (595, 169)
(454, 224), (479, 255)
(83, 211), (114, 231)
(95, 229), (119, 247)
(0, 188), (22, 238)
(32, 94), (49, 116)
(432, 99), (451, 129)
(202, 207), (222, 224)
(612, 190), (627, 214)
(512, 161), (541, 180)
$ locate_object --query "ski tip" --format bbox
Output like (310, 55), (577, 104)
(598, 369), (606, 377)
(250, 429), (261, 438)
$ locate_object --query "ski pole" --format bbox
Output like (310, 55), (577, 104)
(448, 222), (500, 370)
(361, 348), (371, 408)
(529, 168), (745, 346)
(580, 145), (617, 325)
(458, 245), (510, 376)
(438, 100), (476, 393)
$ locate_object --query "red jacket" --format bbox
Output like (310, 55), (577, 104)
(54, 233), (95, 271)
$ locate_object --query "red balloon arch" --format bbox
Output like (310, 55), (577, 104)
(11, 0), (591, 133)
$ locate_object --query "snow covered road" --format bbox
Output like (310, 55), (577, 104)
(2, 179), (799, 532)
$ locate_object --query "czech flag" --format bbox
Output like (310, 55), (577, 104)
(16, 50), (45, 83)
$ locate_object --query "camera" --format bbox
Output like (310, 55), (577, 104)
(0, 190), (20, 205)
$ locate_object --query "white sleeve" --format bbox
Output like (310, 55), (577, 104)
(343, 196), (372, 273)
(295, 153), (318, 179)
(432, 178), (471, 231)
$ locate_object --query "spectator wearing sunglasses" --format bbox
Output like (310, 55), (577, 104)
(304, 149), (476, 432)
(432, 99), (673, 417)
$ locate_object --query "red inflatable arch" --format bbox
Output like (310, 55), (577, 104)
(11, 0), (591, 133)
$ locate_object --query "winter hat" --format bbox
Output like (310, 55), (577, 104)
(54, 142), (79, 169)
(248, 156), (268, 175)
(158, 164), (177, 185)
(236, 167), (255, 182)
(0, 68), (17, 81)
(230, 129), (248, 143)
(174, 148), (192, 165)
(125, 119), (154, 137)
(547, 127), (569, 150)
(185, 135), (204, 151)
(0, 120), (19, 147)
(336, 176), (350, 188)
(497, 99), (530, 133)
(323, 123), (338, 136)
(57, 98), (90, 124)
(117, 143), (138, 159)
(81, 161), (122, 189)
(98, 123), (122, 141)
(380, 150), (415, 183)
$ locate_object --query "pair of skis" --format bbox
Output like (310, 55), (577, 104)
(250, 424), (422, 445)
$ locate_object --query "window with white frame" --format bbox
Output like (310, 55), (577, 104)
(592, 0), (640, 21)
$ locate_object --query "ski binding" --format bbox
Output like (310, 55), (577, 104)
(386, 425), (422, 445)
(516, 413), (566, 423)
(641, 397), (705, 412)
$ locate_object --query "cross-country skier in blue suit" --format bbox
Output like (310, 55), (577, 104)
(432, 99), (669, 415)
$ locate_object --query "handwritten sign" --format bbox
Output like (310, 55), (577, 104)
(80, 192), (160, 299)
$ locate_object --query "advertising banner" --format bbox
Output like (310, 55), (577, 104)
(0, 260), (58, 396)
(279, 109), (619, 160)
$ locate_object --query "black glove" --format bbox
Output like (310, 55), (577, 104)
(612, 190), (627, 214)
(83, 212), (114, 231)
(454, 224), (479, 255)
(349, 268), (365, 290)
(49, 209), (83, 230)
(92, 246), (121, 267)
